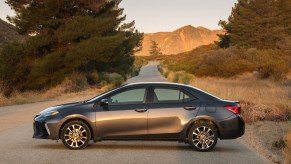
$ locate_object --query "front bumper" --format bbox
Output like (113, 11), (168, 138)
(33, 118), (50, 139)
(32, 114), (62, 140)
(218, 114), (245, 139)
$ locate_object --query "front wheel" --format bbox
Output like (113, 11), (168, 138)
(61, 121), (91, 150)
(188, 123), (218, 152)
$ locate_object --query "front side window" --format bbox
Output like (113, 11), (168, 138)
(108, 88), (146, 105)
(153, 88), (195, 103)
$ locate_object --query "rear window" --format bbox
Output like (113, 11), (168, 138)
(153, 88), (195, 103)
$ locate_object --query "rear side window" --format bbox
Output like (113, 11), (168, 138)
(153, 88), (195, 103)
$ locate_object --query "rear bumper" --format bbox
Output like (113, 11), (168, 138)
(218, 115), (245, 139)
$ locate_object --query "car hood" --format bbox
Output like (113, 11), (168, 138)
(39, 101), (83, 115)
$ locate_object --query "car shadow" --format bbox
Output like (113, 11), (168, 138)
(35, 141), (242, 153)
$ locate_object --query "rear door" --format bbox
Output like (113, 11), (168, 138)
(147, 86), (200, 139)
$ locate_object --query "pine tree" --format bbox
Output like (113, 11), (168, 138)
(149, 40), (162, 56)
(217, 0), (289, 49)
(1, 0), (143, 94)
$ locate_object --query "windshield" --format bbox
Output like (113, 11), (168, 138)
(86, 87), (120, 103)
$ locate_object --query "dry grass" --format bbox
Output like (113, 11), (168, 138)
(242, 121), (289, 163)
(164, 68), (291, 122)
(161, 67), (291, 162)
(0, 78), (111, 107)
(189, 76), (291, 122)
(284, 129), (291, 164)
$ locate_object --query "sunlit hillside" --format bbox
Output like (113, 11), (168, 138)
(135, 25), (224, 56)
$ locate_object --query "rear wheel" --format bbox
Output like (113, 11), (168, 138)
(188, 123), (218, 152)
(61, 121), (91, 149)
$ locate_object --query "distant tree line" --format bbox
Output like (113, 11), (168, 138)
(0, 0), (143, 95)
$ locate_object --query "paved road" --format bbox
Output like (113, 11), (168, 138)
(0, 61), (268, 164)
(125, 61), (167, 83)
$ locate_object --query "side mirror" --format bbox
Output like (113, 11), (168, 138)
(100, 99), (109, 110)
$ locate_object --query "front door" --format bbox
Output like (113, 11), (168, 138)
(95, 87), (149, 139)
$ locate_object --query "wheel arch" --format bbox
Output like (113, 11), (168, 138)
(180, 116), (221, 142)
(59, 116), (94, 140)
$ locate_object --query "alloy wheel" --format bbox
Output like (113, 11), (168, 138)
(192, 126), (215, 150)
(188, 123), (218, 151)
(61, 121), (91, 149)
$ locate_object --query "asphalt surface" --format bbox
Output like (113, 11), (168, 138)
(0, 61), (269, 164)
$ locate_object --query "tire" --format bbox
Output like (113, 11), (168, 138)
(188, 122), (218, 152)
(61, 121), (91, 150)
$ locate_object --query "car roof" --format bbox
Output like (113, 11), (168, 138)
(122, 82), (190, 88)
(122, 82), (222, 101)
(87, 82), (222, 103)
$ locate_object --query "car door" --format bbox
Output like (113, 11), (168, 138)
(95, 87), (149, 139)
(147, 86), (200, 139)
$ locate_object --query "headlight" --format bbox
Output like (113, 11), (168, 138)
(42, 111), (59, 117)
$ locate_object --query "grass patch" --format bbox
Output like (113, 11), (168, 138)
(0, 78), (112, 107)
(160, 66), (291, 122)
(284, 128), (291, 164)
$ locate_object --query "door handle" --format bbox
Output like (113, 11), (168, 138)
(135, 108), (147, 113)
(184, 106), (197, 110)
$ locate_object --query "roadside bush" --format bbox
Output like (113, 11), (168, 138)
(105, 73), (125, 87)
(157, 65), (163, 74)
(272, 138), (286, 150)
(173, 73), (180, 83)
(160, 46), (290, 80)
(257, 60), (289, 80)
(86, 71), (99, 85)
(167, 71), (195, 84)
(250, 49), (290, 80)
(164, 71), (169, 78)
(180, 74), (195, 84)
(68, 73), (89, 91)
(128, 66), (141, 78)
(193, 47), (255, 77)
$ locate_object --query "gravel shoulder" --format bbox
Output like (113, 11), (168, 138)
(240, 121), (289, 163)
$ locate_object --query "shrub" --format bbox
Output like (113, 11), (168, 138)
(157, 65), (163, 74)
(272, 138), (286, 149)
(173, 73), (180, 83)
(193, 47), (255, 77)
(180, 74), (195, 84)
(128, 66), (141, 77)
(68, 73), (89, 91)
(164, 71), (169, 78)
(106, 73), (124, 87)
(160, 46), (290, 80)
(246, 49), (289, 80)
(86, 71), (99, 85)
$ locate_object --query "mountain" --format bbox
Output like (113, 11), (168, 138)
(0, 19), (25, 47)
(135, 25), (224, 56)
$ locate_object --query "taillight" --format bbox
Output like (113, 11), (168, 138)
(224, 106), (241, 114)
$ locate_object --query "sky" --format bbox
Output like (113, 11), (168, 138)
(0, 0), (237, 33)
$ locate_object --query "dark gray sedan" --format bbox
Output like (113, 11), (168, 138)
(33, 82), (244, 151)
